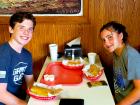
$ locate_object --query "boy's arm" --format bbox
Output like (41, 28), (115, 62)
(25, 74), (34, 88)
(0, 83), (27, 105)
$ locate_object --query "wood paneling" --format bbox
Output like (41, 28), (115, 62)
(0, 25), (10, 43)
(0, 0), (140, 91)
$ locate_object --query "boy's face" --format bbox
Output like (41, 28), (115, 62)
(100, 29), (123, 53)
(9, 19), (34, 46)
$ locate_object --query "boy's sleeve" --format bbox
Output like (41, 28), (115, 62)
(0, 69), (7, 83)
(0, 57), (8, 83)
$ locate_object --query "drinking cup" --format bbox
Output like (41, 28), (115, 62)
(49, 44), (58, 61)
(88, 52), (97, 64)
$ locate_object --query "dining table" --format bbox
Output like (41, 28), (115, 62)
(27, 55), (115, 105)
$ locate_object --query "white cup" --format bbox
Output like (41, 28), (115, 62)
(49, 44), (58, 61)
(88, 52), (97, 64)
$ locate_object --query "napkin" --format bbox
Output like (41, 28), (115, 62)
(67, 37), (81, 47)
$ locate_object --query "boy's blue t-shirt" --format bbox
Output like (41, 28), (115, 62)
(0, 42), (33, 105)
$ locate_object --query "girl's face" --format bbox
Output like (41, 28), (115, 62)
(9, 19), (34, 47)
(100, 29), (123, 53)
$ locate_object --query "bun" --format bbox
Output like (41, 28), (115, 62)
(30, 86), (50, 96)
(30, 85), (63, 96)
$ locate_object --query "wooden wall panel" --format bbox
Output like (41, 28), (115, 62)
(0, 0), (140, 87)
(0, 25), (9, 44)
(26, 24), (94, 60)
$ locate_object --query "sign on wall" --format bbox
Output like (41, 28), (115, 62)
(0, 0), (83, 16)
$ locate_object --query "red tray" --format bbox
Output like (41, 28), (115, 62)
(40, 62), (83, 85)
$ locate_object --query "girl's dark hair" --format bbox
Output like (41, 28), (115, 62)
(10, 12), (36, 29)
(100, 21), (128, 43)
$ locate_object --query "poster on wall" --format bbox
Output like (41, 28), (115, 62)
(0, 0), (83, 16)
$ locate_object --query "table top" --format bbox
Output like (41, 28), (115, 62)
(27, 56), (115, 105)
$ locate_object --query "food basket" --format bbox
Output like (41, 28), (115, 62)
(82, 64), (104, 81)
(27, 82), (62, 100)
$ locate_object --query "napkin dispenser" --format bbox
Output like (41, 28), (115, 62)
(64, 45), (82, 59)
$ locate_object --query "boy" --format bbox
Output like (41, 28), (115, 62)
(0, 12), (36, 105)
